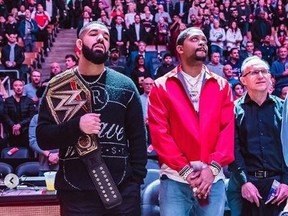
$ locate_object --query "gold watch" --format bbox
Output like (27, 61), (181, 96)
(208, 165), (220, 176)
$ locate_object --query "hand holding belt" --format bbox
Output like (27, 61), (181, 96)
(46, 69), (122, 209)
(76, 134), (122, 209)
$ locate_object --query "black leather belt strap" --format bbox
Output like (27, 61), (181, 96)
(248, 170), (280, 178)
(81, 148), (122, 209)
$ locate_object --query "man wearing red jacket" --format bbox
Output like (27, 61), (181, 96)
(148, 27), (234, 216)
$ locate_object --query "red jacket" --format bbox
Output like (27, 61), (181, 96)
(148, 65), (235, 172)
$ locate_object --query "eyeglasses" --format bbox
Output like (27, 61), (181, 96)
(242, 69), (269, 77)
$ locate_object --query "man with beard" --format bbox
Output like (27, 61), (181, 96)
(148, 27), (234, 216)
(24, 70), (42, 108)
(36, 21), (147, 215)
(105, 47), (126, 75)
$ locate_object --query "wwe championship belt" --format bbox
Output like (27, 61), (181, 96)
(46, 69), (122, 209)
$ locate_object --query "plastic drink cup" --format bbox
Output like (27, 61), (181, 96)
(44, 171), (56, 191)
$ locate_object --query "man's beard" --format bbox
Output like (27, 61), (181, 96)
(82, 44), (108, 65)
(194, 48), (207, 61)
(194, 55), (206, 61)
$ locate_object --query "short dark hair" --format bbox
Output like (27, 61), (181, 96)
(176, 27), (205, 46)
(65, 54), (77, 62)
(12, 78), (24, 85)
(78, 21), (109, 38)
(230, 47), (238, 55)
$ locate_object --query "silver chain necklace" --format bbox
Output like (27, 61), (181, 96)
(183, 72), (203, 101)
(77, 67), (105, 85)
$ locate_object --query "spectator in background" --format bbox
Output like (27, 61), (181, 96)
(274, 23), (287, 48)
(154, 52), (175, 79)
(5, 13), (18, 37)
(29, 114), (59, 175)
(110, 15), (128, 56)
(77, 10), (93, 37)
(24, 70), (41, 108)
(232, 82), (245, 101)
(0, 33), (26, 80)
(206, 52), (225, 78)
(273, 2), (287, 28)
(270, 46), (288, 97)
(140, 7), (154, 45)
(0, 0), (8, 18)
(128, 14), (148, 51)
(67, 0), (82, 29)
(154, 4), (172, 24)
(18, 9), (39, 52)
(105, 47), (126, 75)
(174, 0), (189, 23)
(97, 10), (111, 27)
(131, 54), (151, 94)
(218, 11), (229, 31)
(209, 19), (226, 58)
(3, 79), (35, 152)
(280, 86), (288, 100)
(169, 16), (186, 57)
(40, 0), (59, 24)
(155, 16), (170, 46)
(84, 0), (99, 21)
(240, 41), (254, 61)
(251, 11), (272, 47)
(163, 0), (174, 18)
(259, 35), (277, 66)
(254, 0), (269, 15)
(222, 0), (231, 21)
(18, 5), (27, 21)
(253, 49), (263, 59)
(0, 15), (6, 47)
(236, 0), (251, 37)
(37, 62), (63, 99)
(127, 41), (153, 77)
(147, 0), (158, 17)
(32, 4), (51, 56)
(65, 54), (77, 70)
(49, 62), (62, 79)
(124, 2), (136, 29)
(226, 21), (243, 52)
(188, 0), (200, 23)
(140, 77), (154, 122)
(187, 14), (198, 28)
(223, 63), (239, 88)
(226, 48), (242, 79)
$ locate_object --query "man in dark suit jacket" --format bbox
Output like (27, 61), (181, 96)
(110, 15), (128, 56)
(127, 41), (154, 77)
(128, 14), (148, 51)
(163, 0), (174, 18)
(0, 33), (26, 80)
(174, 0), (189, 23)
(239, 41), (254, 61)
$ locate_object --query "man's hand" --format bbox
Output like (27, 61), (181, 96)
(186, 170), (201, 188)
(12, 124), (21, 135)
(241, 182), (262, 207)
(48, 153), (59, 164)
(272, 183), (288, 205)
(193, 167), (215, 199)
(79, 113), (101, 135)
(282, 69), (288, 76)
